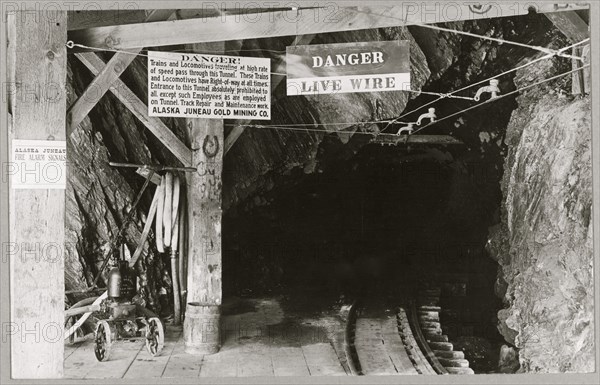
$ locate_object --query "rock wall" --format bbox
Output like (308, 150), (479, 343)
(487, 57), (594, 373)
(64, 56), (183, 311)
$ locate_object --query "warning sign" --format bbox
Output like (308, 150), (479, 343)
(286, 41), (410, 96)
(148, 51), (271, 120)
(10, 140), (67, 189)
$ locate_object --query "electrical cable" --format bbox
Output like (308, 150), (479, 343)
(66, 33), (589, 138)
(244, 66), (586, 137)
(344, 7), (584, 61)
(387, 38), (589, 127)
(66, 42), (287, 76)
(409, 64), (590, 135)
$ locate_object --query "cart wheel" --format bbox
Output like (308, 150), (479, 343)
(145, 317), (164, 357)
(94, 320), (113, 362)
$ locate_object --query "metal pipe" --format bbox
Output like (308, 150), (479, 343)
(170, 251), (181, 324)
(109, 161), (196, 172)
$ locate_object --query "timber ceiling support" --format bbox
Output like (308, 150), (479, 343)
(544, 11), (589, 42)
(67, 9), (176, 133)
(75, 53), (192, 165)
(69, 9), (193, 166)
(68, 4), (589, 51)
(544, 11), (589, 95)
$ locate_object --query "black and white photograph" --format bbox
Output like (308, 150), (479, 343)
(0, 1), (597, 383)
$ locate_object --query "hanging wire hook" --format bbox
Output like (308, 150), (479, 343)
(416, 108), (436, 125)
(381, 117), (414, 133)
(473, 79), (500, 101)
(396, 123), (414, 135)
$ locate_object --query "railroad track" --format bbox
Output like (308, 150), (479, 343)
(344, 295), (474, 376)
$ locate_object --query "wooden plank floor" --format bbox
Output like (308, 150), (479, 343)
(64, 298), (348, 378)
(65, 330), (347, 378)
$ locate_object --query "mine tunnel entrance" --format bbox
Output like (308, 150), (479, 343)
(224, 141), (505, 371)
(47, 5), (591, 378)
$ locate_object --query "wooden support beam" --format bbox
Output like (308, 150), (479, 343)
(224, 34), (316, 155)
(571, 44), (590, 95)
(183, 42), (225, 355)
(68, 4), (589, 51)
(544, 11), (590, 95)
(74, 52), (192, 165)
(544, 11), (589, 42)
(371, 134), (464, 145)
(224, 124), (250, 156)
(67, 7), (299, 31)
(67, 10), (149, 30)
(66, 49), (138, 132)
(66, 10), (176, 133)
(7, 10), (67, 379)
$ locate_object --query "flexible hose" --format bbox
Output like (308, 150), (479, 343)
(163, 172), (173, 247)
(156, 175), (166, 252)
(64, 291), (107, 340)
(171, 175), (182, 324)
(178, 186), (187, 307)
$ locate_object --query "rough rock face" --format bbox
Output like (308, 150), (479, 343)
(487, 58), (594, 373)
(65, 57), (175, 311)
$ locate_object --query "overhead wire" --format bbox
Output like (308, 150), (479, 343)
(408, 64), (590, 135)
(66, 15), (590, 138)
(384, 37), (589, 130)
(343, 7), (584, 61)
(66, 41), (287, 55)
(242, 65), (587, 137)
(67, 8), (585, 61)
(411, 22), (582, 60)
(65, 41), (288, 76)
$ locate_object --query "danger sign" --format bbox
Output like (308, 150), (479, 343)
(286, 41), (410, 96)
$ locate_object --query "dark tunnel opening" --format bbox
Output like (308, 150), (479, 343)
(217, 17), (578, 371)
(223, 141), (506, 372)
(217, 13), (577, 374)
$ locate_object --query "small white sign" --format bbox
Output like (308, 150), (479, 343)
(10, 140), (67, 189)
(147, 51), (271, 120)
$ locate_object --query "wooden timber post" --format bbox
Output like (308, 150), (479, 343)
(183, 43), (224, 355)
(544, 11), (590, 95)
(7, 11), (67, 378)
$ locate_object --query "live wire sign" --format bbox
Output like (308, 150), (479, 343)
(286, 41), (410, 96)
